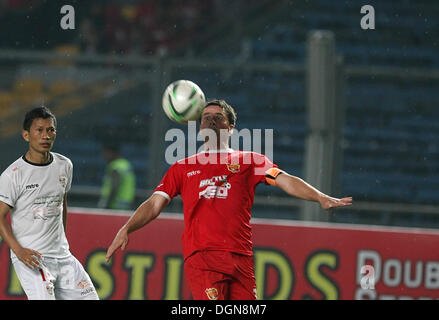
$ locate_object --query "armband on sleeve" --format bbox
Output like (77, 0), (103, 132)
(265, 168), (285, 186)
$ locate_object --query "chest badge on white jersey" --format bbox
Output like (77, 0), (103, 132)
(59, 175), (67, 188)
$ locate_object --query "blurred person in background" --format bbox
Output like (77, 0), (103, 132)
(98, 141), (136, 210)
(0, 106), (99, 300)
(106, 99), (352, 300)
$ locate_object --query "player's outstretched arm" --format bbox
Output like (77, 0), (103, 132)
(274, 171), (352, 210)
(106, 193), (169, 262)
(0, 201), (42, 269)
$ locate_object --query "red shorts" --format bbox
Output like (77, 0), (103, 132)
(184, 250), (257, 300)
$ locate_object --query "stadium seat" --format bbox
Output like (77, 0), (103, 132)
(50, 45), (80, 67)
(49, 81), (78, 98)
(13, 78), (42, 95)
(0, 92), (15, 117)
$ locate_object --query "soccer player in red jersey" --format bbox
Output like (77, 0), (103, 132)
(106, 99), (352, 300)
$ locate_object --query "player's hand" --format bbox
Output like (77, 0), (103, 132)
(319, 195), (353, 210)
(15, 247), (42, 269)
(106, 228), (129, 263)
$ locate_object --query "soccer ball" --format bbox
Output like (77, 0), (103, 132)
(162, 80), (206, 124)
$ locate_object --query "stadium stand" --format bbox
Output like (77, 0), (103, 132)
(0, 0), (438, 227)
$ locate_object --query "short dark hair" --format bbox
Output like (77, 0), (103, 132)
(202, 99), (237, 126)
(23, 106), (57, 131)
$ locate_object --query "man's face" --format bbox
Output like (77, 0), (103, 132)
(22, 117), (56, 154)
(200, 105), (233, 133)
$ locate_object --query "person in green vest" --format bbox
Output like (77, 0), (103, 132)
(98, 142), (136, 210)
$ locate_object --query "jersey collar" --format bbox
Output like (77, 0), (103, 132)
(22, 152), (54, 166)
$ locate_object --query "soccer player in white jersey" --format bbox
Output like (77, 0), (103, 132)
(0, 106), (98, 300)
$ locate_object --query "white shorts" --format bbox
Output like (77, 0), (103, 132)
(12, 255), (99, 300)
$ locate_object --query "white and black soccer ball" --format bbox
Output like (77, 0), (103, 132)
(162, 80), (206, 124)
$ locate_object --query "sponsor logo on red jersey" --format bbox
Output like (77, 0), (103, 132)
(199, 175), (231, 199)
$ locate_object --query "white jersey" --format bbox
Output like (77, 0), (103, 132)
(0, 152), (72, 259)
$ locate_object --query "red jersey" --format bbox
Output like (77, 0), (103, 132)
(153, 149), (277, 260)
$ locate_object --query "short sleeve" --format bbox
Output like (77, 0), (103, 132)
(252, 153), (278, 185)
(0, 171), (17, 208)
(153, 163), (182, 202)
(65, 159), (73, 193)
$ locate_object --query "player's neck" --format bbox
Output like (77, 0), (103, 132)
(25, 150), (51, 164)
(203, 140), (230, 152)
